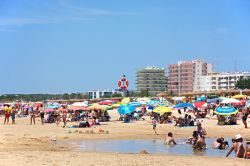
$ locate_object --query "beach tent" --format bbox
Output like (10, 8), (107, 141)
(118, 105), (135, 115)
(214, 107), (238, 116)
(174, 103), (195, 109)
(221, 98), (240, 104)
(152, 106), (172, 115)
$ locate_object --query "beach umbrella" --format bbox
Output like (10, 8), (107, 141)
(148, 106), (155, 110)
(118, 105), (135, 115)
(98, 100), (114, 105)
(152, 106), (172, 115)
(174, 103), (194, 109)
(129, 102), (142, 107)
(68, 106), (88, 111)
(221, 98), (240, 104)
(172, 96), (186, 101)
(72, 102), (88, 107)
(111, 103), (121, 108)
(214, 107), (238, 116)
(193, 101), (206, 108)
(207, 98), (221, 104)
(121, 98), (130, 104)
(232, 95), (247, 99)
(88, 104), (107, 111)
(147, 100), (160, 106)
(246, 101), (250, 107)
(44, 108), (54, 113)
(196, 96), (207, 102)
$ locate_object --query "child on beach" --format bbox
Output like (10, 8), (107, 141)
(152, 118), (157, 134)
(164, 132), (177, 145)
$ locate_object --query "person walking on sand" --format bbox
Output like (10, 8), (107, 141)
(4, 105), (11, 125)
(164, 132), (177, 145)
(152, 118), (157, 134)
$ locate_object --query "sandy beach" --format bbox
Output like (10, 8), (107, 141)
(0, 111), (249, 166)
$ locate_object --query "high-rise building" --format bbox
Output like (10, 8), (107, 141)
(136, 66), (167, 95)
(197, 72), (250, 91)
(168, 59), (213, 95)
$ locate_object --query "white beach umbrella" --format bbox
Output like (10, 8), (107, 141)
(221, 98), (240, 104)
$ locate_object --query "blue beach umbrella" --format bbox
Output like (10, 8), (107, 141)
(147, 100), (160, 106)
(207, 98), (221, 104)
(196, 96), (207, 102)
(129, 102), (142, 107)
(214, 107), (238, 116)
(174, 103), (195, 109)
(118, 105), (135, 115)
(246, 100), (250, 107)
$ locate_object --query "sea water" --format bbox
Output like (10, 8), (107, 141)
(61, 138), (235, 157)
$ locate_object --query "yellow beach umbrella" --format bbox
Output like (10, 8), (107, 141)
(111, 103), (121, 108)
(121, 98), (130, 104)
(232, 95), (247, 99)
(153, 106), (172, 115)
(88, 104), (107, 111)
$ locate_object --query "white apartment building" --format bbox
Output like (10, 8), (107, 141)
(88, 89), (122, 99)
(197, 72), (250, 91)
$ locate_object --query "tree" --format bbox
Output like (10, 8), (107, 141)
(235, 78), (250, 89)
(112, 93), (122, 98)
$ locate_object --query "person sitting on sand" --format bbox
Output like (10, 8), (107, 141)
(226, 134), (245, 158)
(192, 131), (206, 150)
(164, 132), (177, 145)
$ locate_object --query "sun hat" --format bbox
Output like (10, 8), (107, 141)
(235, 134), (243, 140)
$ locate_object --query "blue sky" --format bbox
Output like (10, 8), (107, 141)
(1, 0), (250, 94)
